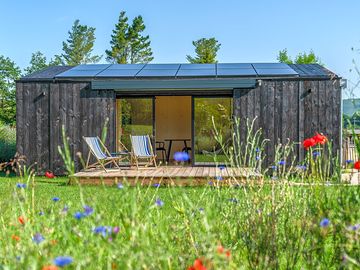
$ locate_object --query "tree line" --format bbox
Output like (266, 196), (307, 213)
(0, 10), (322, 126)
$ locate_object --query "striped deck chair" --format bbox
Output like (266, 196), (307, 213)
(83, 137), (121, 172)
(130, 135), (157, 169)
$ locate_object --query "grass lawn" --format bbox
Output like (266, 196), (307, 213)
(0, 175), (359, 269)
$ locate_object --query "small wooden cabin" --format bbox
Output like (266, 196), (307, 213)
(16, 63), (341, 174)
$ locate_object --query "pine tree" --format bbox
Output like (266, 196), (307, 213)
(186, 38), (221, 64)
(106, 11), (154, 64)
(60, 20), (101, 65)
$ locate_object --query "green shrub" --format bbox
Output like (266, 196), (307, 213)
(0, 123), (16, 162)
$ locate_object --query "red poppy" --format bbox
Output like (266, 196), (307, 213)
(42, 266), (59, 270)
(313, 133), (327, 145)
(303, 138), (316, 149)
(217, 245), (224, 254)
(45, 171), (55, 179)
(11, 235), (20, 241)
(354, 161), (360, 170)
(225, 250), (231, 258)
(18, 216), (25, 225)
(187, 259), (207, 270)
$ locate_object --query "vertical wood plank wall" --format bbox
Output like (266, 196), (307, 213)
(17, 79), (341, 174)
(16, 82), (115, 174)
(233, 79), (341, 167)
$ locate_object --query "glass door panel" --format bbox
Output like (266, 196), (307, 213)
(116, 98), (154, 151)
(193, 97), (232, 165)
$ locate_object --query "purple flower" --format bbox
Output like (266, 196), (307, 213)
(271, 165), (277, 170)
(349, 224), (360, 231)
(173, 152), (190, 162)
(278, 160), (286, 165)
(320, 218), (330, 227)
(216, 176), (223, 181)
(313, 151), (321, 157)
(53, 256), (73, 267)
(117, 183), (124, 189)
(62, 206), (69, 213)
(74, 212), (85, 220)
(218, 165), (226, 170)
(255, 147), (260, 153)
(153, 183), (160, 188)
(155, 198), (164, 207)
(32, 233), (44, 244)
(83, 205), (93, 216)
(256, 156), (260, 160)
(208, 181), (213, 186)
(52, 197), (60, 202)
(93, 226), (112, 237)
(113, 226), (120, 234)
(16, 183), (26, 188)
(296, 165), (307, 170)
(346, 159), (354, 164)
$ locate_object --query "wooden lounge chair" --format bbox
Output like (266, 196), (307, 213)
(130, 135), (157, 169)
(83, 137), (122, 172)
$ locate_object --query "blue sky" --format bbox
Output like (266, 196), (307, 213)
(1, 0), (360, 96)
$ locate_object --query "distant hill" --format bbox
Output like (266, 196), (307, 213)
(343, 99), (360, 116)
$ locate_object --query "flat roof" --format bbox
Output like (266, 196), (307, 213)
(19, 63), (338, 82)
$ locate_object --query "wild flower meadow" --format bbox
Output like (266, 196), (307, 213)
(0, 122), (359, 269)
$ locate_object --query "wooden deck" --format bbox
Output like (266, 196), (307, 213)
(73, 166), (262, 186)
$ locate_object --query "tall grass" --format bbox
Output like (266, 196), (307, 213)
(0, 123), (16, 162)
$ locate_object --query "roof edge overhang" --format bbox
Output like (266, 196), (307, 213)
(91, 78), (257, 90)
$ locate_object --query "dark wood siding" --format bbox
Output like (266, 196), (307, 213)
(16, 82), (116, 174)
(233, 79), (341, 167)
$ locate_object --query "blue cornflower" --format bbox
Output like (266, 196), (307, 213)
(349, 224), (360, 231)
(83, 205), (93, 216)
(153, 183), (160, 188)
(173, 151), (190, 162)
(53, 256), (73, 267)
(346, 160), (354, 164)
(296, 165), (307, 170)
(117, 183), (124, 189)
(39, 211), (44, 216)
(93, 226), (112, 237)
(155, 198), (164, 207)
(218, 165), (226, 170)
(320, 218), (330, 227)
(216, 176), (223, 181)
(278, 160), (286, 165)
(313, 151), (321, 157)
(270, 165), (277, 170)
(199, 207), (205, 212)
(256, 156), (260, 160)
(228, 198), (238, 204)
(16, 183), (26, 188)
(32, 233), (44, 244)
(74, 212), (85, 220)
(208, 181), (213, 186)
(52, 197), (60, 202)
(255, 147), (260, 153)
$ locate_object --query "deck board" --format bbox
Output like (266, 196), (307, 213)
(73, 166), (262, 186)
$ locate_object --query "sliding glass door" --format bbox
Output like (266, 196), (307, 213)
(116, 97), (154, 151)
(193, 97), (233, 165)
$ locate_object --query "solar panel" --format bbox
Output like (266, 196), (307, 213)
(217, 68), (257, 77)
(136, 69), (178, 77)
(56, 64), (111, 78)
(252, 63), (290, 69)
(108, 64), (145, 70)
(96, 69), (140, 77)
(176, 69), (216, 77)
(255, 68), (298, 76)
(179, 64), (215, 69)
(217, 63), (253, 69)
(143, 64), (180, 70)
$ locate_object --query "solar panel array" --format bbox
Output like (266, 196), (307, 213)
(55, 63), (300, 79)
